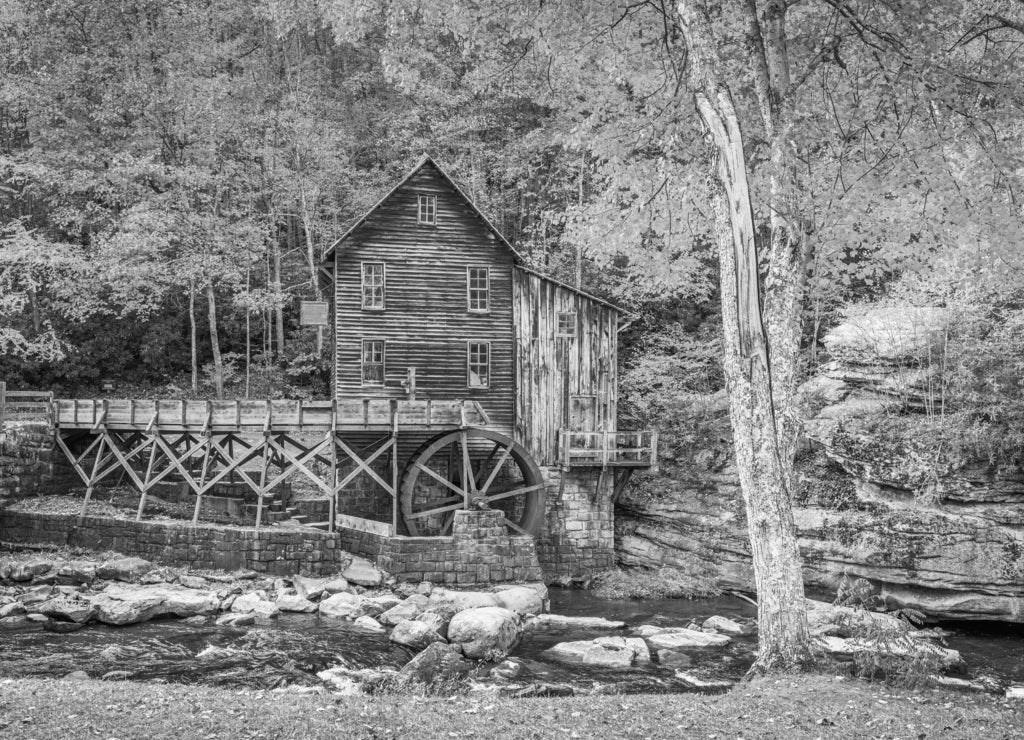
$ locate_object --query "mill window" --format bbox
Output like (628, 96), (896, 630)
(361, 262), (385, 310)
(361, 339), (385, 385)
(467, 267), (490, 312)
(467, 341), (490, 388)
(418, 195), (437, 225)
(556, 312), (577, 337)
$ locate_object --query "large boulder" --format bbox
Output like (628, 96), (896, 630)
(447, 606), (522, 661)
(389, 619), (445, 650)
(341, 557), (383, 587)
(817, 634), (962, 668)
(318, 592), (364, 620)
(57, 562), (97, 585)
(428, 588), (500, 613)
(643, 628), (731, 650)
(544, 636), (649, 668)
(11, 558), (54, 582)
(231, 592), (280, 618)
(379, 594), (430, 626)
(37, 596), (95, 624)
(96, 557), (153, 582)
(275, 594), (318, 613)
(360, 593), (403, 618)
(398, 642), (472, 684)
(90, 583), (220, 626)
(292, 575), (330, 601)
(525, 614), (626, 631)
(491, 585), (545, 616)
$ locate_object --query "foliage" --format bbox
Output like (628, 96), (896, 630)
(830, 577), (952, 689)
(590, 566), (721, 601)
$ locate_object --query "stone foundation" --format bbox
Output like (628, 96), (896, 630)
(535, 466), (615, 578)
(0, 510), (346, 575)
(0, 420), (76, 505)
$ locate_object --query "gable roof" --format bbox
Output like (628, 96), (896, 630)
(322, 154), (623, 314)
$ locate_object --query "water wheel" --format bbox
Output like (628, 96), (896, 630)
(399, 428), (546, 537)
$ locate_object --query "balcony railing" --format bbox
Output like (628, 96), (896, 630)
(558, 429), (658, 470)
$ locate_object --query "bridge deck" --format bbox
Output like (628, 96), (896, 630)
(53, 398), (490, 433)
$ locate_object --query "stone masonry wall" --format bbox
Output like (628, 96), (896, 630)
(535, 466), (615, 579)
(0, 510), (347, 576)
(372, 510), (542, 585)
(0, 420), (76, 506)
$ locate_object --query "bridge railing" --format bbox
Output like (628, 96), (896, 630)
(557, 429), (659, 471)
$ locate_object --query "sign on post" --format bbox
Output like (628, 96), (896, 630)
(299, 301), (329, 327)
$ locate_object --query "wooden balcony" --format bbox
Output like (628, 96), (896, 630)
(558, 430), (658, 471)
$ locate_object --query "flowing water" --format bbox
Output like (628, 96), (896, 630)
(1, 590), (1021, 694)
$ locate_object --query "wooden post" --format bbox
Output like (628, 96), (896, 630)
(328, 399), (337, 534)
(79, 436), (106, 521)
(391, 404), (399, 535)
(0, 380), (6, 427)
(137, 435), (159, 521)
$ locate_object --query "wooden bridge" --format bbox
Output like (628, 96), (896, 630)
(2, 384), (658, 537)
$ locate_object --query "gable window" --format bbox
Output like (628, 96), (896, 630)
(467, 267), (490, 312)
(556, 312), (577, 338)
(417, 195), (437, 225)
(361, 339), (385, 385)
(467, 341), (490, 388)
(362, 262), (385, 310)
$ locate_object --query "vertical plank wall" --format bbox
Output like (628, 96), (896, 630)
(513, 269), (619, 466)
(333, 162), (516, 439)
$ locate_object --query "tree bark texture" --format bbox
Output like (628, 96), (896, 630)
(206, 283), (224, 399)
(677, 0), (811, 672)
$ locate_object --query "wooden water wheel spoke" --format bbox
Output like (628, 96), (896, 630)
(478, 443), (514, 495)
(400, 428), (545, 537)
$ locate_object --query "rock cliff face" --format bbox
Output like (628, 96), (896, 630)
(617, 307), (1024, 622)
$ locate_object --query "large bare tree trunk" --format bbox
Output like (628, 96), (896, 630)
(273, 234), (286, 360)
(206, 283), (224, 399)
(678, 0), (811, 673)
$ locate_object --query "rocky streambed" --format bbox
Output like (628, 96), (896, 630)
(3, 550), (1019, 697)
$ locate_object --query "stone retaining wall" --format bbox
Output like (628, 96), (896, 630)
(0, 510), (346, 576)
(0, 421), (75, 506)
(348, 510), (543, 585)
(535, 467), (615, 578)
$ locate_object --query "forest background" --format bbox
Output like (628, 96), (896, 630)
(3, 0), (1024, 464)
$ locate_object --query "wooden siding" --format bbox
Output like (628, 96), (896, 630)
(513, 269), (619, 466)
(334, 162), (516, 438)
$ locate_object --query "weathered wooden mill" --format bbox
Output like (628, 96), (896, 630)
(48, 155), (657, 578)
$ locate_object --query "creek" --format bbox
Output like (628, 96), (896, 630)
(1, 590), (1021, 694)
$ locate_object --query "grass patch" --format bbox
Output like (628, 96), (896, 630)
(590, 566), (721, 600)
(1, 674), (1020, 739)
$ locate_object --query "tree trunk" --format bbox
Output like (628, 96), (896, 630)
(206, 283), (224, 399)
(273, 234), (285, 361)
(677, 0), (811, 673)
(188, 280), (198, 396)
(298, 195), (325, 357)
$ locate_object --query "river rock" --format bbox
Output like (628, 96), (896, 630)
(323, 577), (354, 595)
(398, 642), (471, 684)
(292, 575), (329, 601)
(525, 614), (627, 631)
(0, 615), (31, 630)
(64, 670), (90, 681)
(702, 615), (751, 636)
(492, 585), (545, 616)
(11, 557), (53, 582)
(37, 596), (95, 623)
(275, 594), (318, 613)
(216, 612), (256, 627)
(178, 575), (207, 590)
(342, 557), (383, 587)
(353, 615), (387, 633)
(19, 585), (54, 606)
(657, 649), (692, 667)
(318, 591), (364, 619)
(231, 592), (279, 618)
(414, 609), (450, 638)
(545, 636), (649, 668)
(817, 634), (962, 668)
(97, 557), (153, 582)
(390, 619), (445, 650)
(429, 588), (501, 613)
(57, 562), (97, 585)
(675, 671), (733, 690)
(379, 594), (429, 626)
(0, 601), (26, 618)
(644, 628), (731, 650)
(447, 606), (521, 661)
(90, 583), (219, 625)
(360, 593), (403, 617)
(316, 667), (364, 696)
